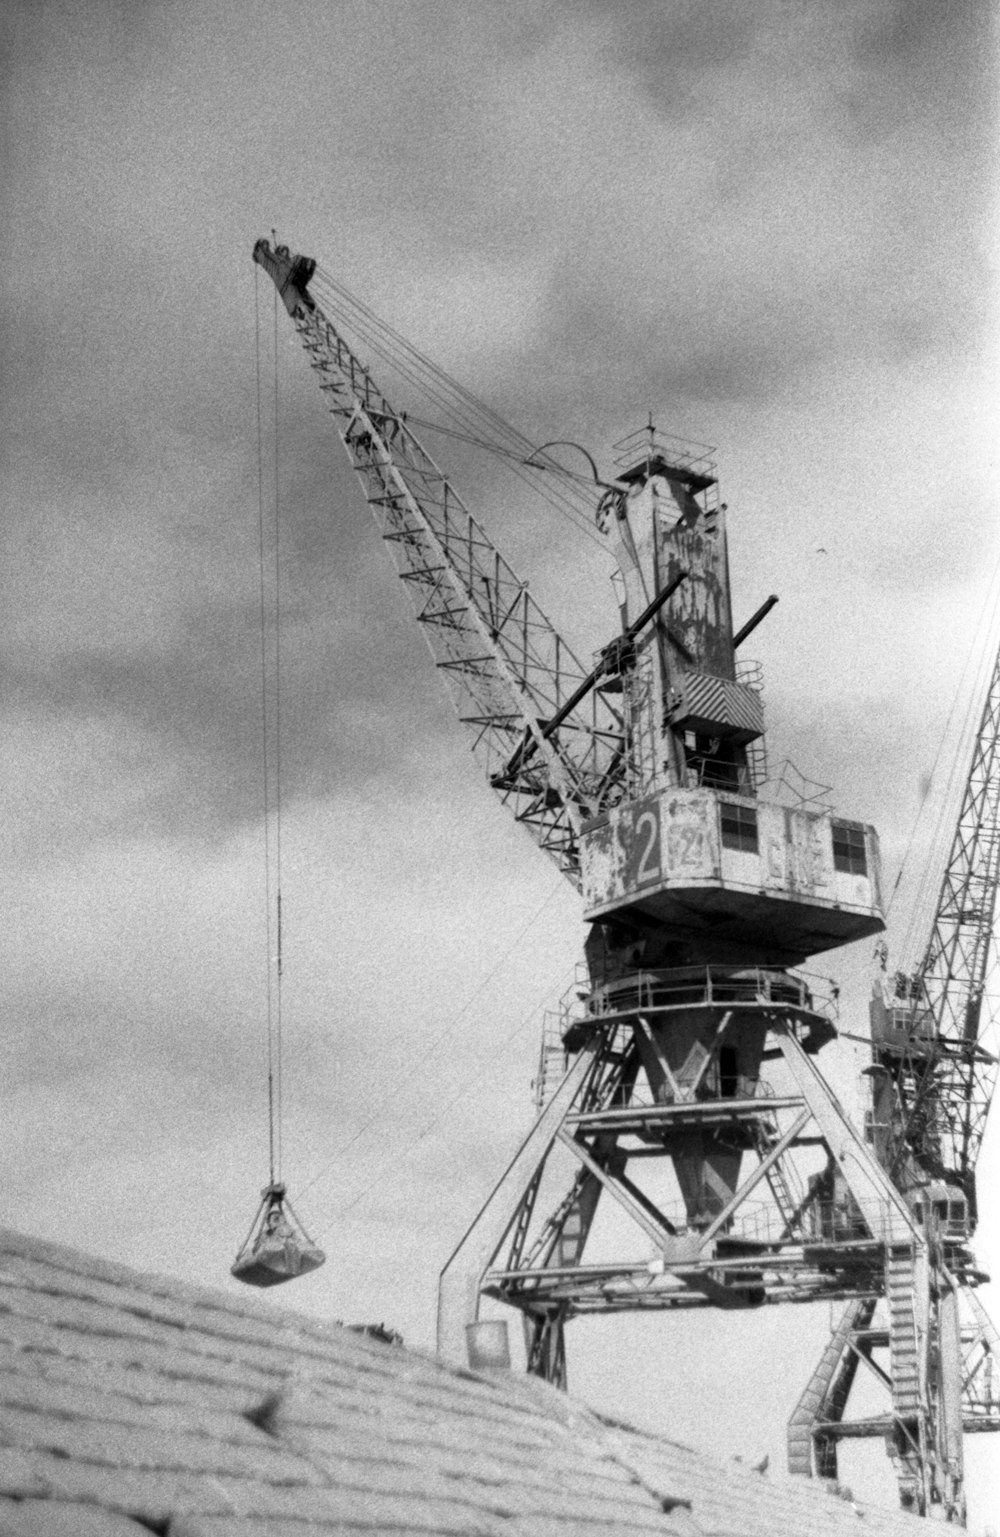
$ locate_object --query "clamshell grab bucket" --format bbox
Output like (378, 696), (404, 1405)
(231, 1181), (325, 1288)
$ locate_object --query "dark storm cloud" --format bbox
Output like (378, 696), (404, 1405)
(1, 0), (991, 899)
(571, 0), (759, 108)
(574, 0), (994, 145)
(2, 245), (480, 860)
(490, 0), (996, 408)
(3, 530), (465, 857)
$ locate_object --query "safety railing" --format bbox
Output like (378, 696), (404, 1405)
(586, 965), (836, 1022)
(736, 658), (767, 790)
(534, 963), (838, 1111)
(532, 1008), (570, 1112)
(649, 1194), (907, 1249)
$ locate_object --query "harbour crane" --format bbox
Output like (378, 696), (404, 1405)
(873, 644), (1000, 1220)
(253, 237), (989, 1520)
(788, 641), (1000, 1518)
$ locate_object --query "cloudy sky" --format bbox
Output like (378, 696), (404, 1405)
(4, 0), (999, 1516)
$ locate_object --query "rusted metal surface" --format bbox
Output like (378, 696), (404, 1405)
(580, 787), (883, 960)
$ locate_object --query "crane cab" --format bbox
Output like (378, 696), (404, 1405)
(581, 786), (883, 968)
(910, 1181), (969, 1242)
(869, 986), (937, 1058)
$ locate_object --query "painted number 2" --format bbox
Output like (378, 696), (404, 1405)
(633, 807), (661, 886)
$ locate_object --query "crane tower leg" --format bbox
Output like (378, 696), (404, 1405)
(438, 989), (925, 1411)
(437, 1043), (600, 1368)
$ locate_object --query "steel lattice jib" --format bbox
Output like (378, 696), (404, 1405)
(580, 787), (884, 966)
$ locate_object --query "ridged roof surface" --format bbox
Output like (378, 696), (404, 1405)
(0, 1226), (930, 1537)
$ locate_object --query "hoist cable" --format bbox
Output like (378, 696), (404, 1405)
(272, 283), (285, 1183)
(309, 273), (602, 525)
(254, 268), (278, 1185)
(399, 412), (608, 488)
(309, 270), (611, 553)
(313, 269), (570, 483)
(310, 268), (549, 460)
(312, 308), (607, 547)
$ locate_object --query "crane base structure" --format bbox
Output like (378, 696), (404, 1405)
(439, 1003), (913, 1332)
(437, 983), (989, 1519)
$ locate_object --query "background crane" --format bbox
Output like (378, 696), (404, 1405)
(788, 637), (1000, 1518)
(254, 236), (993, 1522)
(874, 645), (1000, 1218)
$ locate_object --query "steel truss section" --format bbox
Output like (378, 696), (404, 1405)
(788, 1282), (1000, 1522)
(437, 998), (925, 1386)
(253, 239), (626, 884)
(885, 646), (1000, 1214)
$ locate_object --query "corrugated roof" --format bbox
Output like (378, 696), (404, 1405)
(0, 1226), (929, 1536)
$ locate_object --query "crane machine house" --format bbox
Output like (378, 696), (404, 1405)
(579, 451), (883, 972)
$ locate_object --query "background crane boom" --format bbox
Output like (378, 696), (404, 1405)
(795, 629), (1000, 1513)
(873, 640), (1000, 1221)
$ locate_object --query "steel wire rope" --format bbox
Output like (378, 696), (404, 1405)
(292, 875), (568, 1207)
(308, 961), (574, 1236)
(308, 271), (611, 553)
(264, 282), (617, 1204)
(254, 268), (279, 1186)
(330, 338), (607, 543)
(252, 270), (289, 1186)
(272, 282), (285, 1182)
(99, 283), (287, 1211)
(305, 279), (624, 776)
(399, 413), (607, 488)
(310, 267), (564, 468)
(307, 285), (606, 546)
(893, 555), (1000, 975)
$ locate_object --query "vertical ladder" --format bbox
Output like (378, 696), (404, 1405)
(764, 1158), (799, 1237)
(533, 1009), (569, 1113)
(887, 1246), (922, 1416)
(754, 1121), (802, 1237)
(886, 1244), (925, 1510)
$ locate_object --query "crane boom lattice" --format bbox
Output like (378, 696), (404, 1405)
(873, 642), (1000, 1218)
(253, 239), (626, 883)
(914, 649), (1000, 1196)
